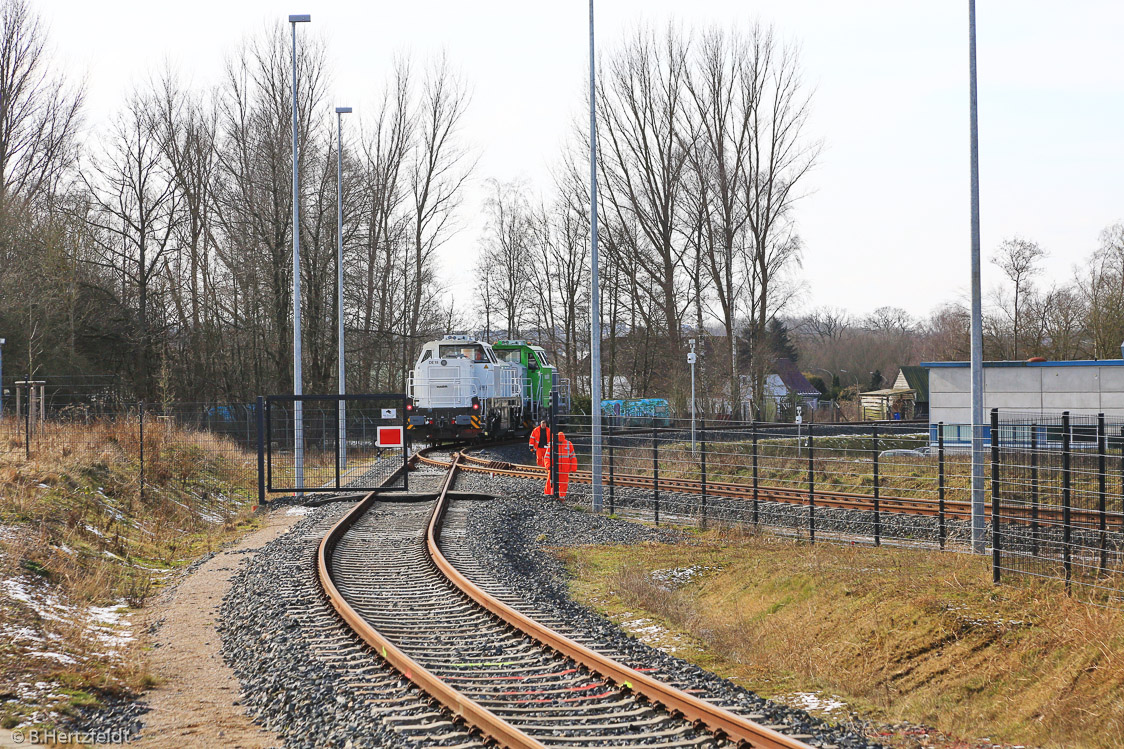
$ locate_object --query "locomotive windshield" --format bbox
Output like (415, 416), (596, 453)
(494, 349), (522, 364)
(438, 343), (492, 362)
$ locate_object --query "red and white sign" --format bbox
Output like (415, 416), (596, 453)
(376, 426), (404, 447)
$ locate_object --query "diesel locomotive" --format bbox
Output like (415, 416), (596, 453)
(406, 335), (570, 442)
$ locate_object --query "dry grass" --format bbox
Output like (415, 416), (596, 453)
(607, 434), (1120, 514)
(557, 531), (1124, 748)
(0, 420), (260, 727)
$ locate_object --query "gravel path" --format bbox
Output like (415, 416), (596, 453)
(128, 506), (308, 748)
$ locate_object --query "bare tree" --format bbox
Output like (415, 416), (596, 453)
(741, 26), (818, 414)
(597, 24), (694, 377)
(407, 56), (473, 347)
(683, 26), (754, 416)
(479, 179), (533, 337)
(991, 236), (1046, 359)
(83, 89), (180, 399)
(356, 60), (412, 390)
(0, 0), (84, 205)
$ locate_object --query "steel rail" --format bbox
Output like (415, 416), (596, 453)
(317, 453), (546, 749)
(451, 452), (1120, 527)
(427, 454), (810, 749)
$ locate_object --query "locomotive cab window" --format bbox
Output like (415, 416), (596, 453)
(535, 351), (549, 366)
(418, 350), (432, 362)
(495, 350), (522, 364)
(438, 343), (488, 361)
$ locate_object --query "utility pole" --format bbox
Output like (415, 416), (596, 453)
(336, 106), (352, 470)
(289, 13), (311, 495)
(968, 0), (986, 553)
(588, 0), (603, 513)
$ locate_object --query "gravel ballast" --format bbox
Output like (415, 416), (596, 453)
(448, 467), (877, 748)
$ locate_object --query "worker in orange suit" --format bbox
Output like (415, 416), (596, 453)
(529, 419), (550, 467)
(544, 432), (577, 500)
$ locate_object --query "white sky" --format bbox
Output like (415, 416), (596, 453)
(41, 0), (1124, 323)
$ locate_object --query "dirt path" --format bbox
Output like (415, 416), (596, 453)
(128, 505), (307, 748)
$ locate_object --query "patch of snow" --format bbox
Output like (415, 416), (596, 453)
(37, 483), (50, 489)
(286, 506), (311, 516)
(84, 523), (106, 538)
(649, 565), (720, 590)
(781, 692), (849, 717)
(26, 650), (77, 664)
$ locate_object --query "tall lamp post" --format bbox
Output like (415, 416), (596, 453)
(588, 0), (604, 514)
(968, 0), (986, 553)
(335, 106), (352, 471)
(289, 13), (310, 493)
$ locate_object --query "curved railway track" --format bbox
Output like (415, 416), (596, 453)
(316, 450), (813, 748)
(439, 451), (1120, 528)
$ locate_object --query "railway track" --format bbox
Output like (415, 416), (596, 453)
(317, 449), (815, 748)
(442, 451), (1121, 529)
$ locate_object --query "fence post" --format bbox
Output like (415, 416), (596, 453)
(265, 399), (274, 495)
(1098, 413), (1107, 576)
(652, 426), (660, 525)
(334, 396), (342, 491)
(699, 419), (708, 530)
(751, 420), (759, 526)
(607, 421), (615, 515)
(139, 401), (145, 504)
(1062, 411), (1072, 593)
(872, 423), (881, 547)
(807, 421), (815, 543)
(24, 379), (30, 460)
(1030, 423), (1039, 558)
(550, 392), (559, 501)
(937, 423), (946, 550)
(991, 408), (1000, 584)
(257, 396), (266, 507)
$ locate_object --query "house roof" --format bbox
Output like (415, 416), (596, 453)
(772, 358), (820, 397)
(860, 388), (915, 398)
(896, 366), (930, 402)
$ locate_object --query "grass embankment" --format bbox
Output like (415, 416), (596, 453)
(0, 420), (259, 729)
(558, 532), (1124, 748)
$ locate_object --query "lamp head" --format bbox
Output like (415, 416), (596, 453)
(288, 14), (311, 23)
(335, 107), (353, 114)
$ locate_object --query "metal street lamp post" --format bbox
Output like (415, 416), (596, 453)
(289, 13), (310, 494)
(968, 0), (986, 553)
(335, 106), (352, 471)
(588, 0), (603, 513)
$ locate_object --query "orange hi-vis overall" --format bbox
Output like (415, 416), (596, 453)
(544, 436), (578, 499)
(529, 425), (551, 467)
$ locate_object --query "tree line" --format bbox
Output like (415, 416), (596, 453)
(1, 2), (817, 415)
(10, 0), (1111, 418)
(1, 0), (470, 404)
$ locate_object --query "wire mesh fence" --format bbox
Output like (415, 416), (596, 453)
(546, 408), (1124, 607)
(6, 383), (1123, 605)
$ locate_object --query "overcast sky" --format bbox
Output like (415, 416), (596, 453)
(41, 1), (1124, 323)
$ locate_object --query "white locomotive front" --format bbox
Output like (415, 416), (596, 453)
(406, 335), (524, 441)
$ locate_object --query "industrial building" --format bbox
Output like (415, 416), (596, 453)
(921, 358), (1124, 443)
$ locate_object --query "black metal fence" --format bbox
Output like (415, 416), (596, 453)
(545, 409), (1124, 606)
(265, 394), (409, 493)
